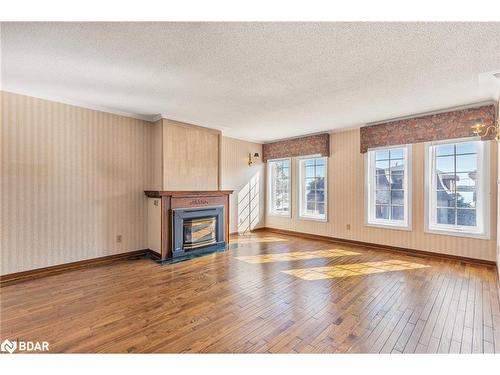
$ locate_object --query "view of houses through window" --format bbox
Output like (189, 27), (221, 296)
(268, 159), (291, 216)
(299, 157), (327, 220)
(428, 140), (484, 233)
(374, 148), (406, 221)
(366, 146), (410, 228)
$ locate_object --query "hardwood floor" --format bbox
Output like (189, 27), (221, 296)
(1, 230), (499, 353)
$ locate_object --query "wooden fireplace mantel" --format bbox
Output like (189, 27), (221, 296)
(145, 190), (234, 198)
(145, 190), (233, 260)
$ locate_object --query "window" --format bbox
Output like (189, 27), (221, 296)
(426, 139), (490, 238)
(366, 145), (411, 229)
(299, 156), (327, 220)
(268, 159), (291, 216)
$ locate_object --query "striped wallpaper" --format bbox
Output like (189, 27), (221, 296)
(220, 136), (265, 234)
(266, 128), (498, 262)
(1, 91), (152, 274)
(1, 90), (497, 274)
(0, 91), (267, 275)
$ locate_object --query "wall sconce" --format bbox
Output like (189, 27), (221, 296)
(472, 117), (499, 141)
(248, 152), (260, 166)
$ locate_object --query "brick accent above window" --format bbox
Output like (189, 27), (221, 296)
(359, 104), (497, 153)
(262, 133), (330, 162)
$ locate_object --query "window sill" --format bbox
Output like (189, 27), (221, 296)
(425, 227), (490, 240)
(267, 212), (291, 218)
(365, 222), (411, 231)
(298, 215), (328, 222)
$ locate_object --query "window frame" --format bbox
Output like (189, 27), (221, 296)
(267, 157), (292, 218)
(365, 144), (412, 230)
(424, 137), (490, 239)
(298, 155), (328, 222)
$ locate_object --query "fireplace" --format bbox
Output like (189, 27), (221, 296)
(144, 190), (233, 261)
(172, 205), (225, 258)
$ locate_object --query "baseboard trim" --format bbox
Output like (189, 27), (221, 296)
(250, 228), (267, 233)
(146, 249), (162, 260)
(230, 227), (266, 236)
(0, 249), (160, 286)
(2, 229), (494, 286)
(262, 227), (497, 267)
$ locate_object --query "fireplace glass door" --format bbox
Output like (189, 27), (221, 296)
(183, 216), (217, 250)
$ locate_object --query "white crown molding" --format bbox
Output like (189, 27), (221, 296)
(261, 130), (331, 144)
(2, 88), (268, 144)
(221, 133), (264, 145)
(152, 114), (265, 143)
(150, 113), (164, 123)
(6, 88), (494, 147)
(1, 88), (159, 122)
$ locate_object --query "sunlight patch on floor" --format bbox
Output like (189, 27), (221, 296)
(282, 259), (429, 280)
(230, 236), (288, 245)
(235, 248), (360, 263)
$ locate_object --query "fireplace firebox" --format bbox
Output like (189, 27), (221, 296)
(172, 205), (225, 258)
(183, 217), (217, 250)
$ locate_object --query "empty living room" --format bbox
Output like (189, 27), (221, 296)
(1, 1), (500, 373)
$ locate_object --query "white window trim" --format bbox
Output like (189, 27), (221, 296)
(424, 137), (490, 240)
(365, 144), (412, 231)
(298, 155), (328, 222)
(267, 157), (292, 218)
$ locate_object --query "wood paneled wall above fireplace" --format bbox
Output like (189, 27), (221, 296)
(150, 118), (221, 191)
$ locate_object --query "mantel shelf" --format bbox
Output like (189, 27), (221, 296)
(144, 190), (233, 198)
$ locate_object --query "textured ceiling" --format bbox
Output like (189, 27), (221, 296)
(1, 22), (500, 142)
